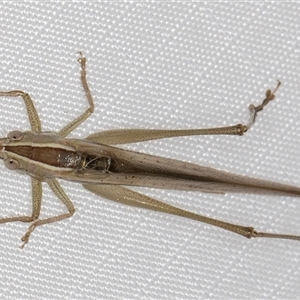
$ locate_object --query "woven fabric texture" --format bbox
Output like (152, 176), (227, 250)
(0, 3), (299, 299)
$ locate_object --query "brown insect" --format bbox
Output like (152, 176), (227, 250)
(0, 53), (298, 248)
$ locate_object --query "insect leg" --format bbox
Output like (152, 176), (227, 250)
(20, 179), (75, 248)
(59, 52), (94, 138)
(83, 184), (300, 242)
(86, 127), (245, 145)
(0, 178), (42, 244)
(86, 82), (281, 145)
(0, 90), (42, 132)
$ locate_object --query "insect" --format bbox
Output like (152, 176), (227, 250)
(0, 53), (299, 248)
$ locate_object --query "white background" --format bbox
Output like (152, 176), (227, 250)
(0, 2), (299, 299)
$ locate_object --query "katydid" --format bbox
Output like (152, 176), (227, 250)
(0, 53), (298, 248)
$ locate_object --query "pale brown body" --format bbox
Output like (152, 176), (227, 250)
(0, 53), (299, 248)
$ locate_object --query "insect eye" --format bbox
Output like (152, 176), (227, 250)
(4, 159), (20, 170)
(7, 131), (24, 141)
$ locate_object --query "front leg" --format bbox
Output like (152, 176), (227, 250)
(0, 90), (42, 133)
(21, 179), (75, 248)
(0, 178), (42, 243)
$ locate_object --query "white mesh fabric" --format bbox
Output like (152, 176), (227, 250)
(0, 2), (299, 299)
